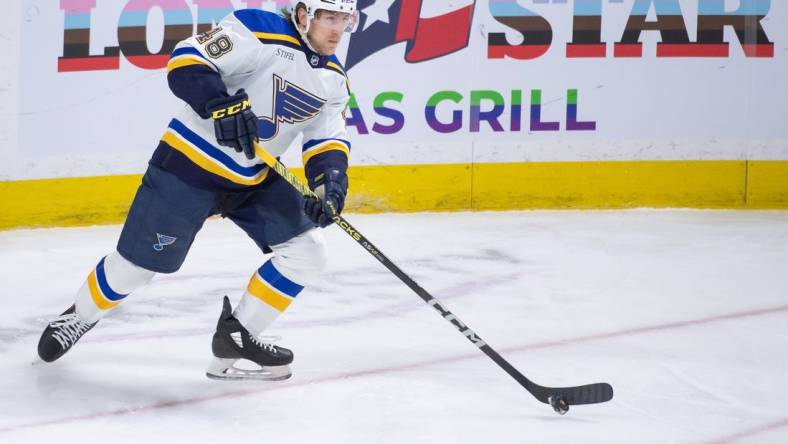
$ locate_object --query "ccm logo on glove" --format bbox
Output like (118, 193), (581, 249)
(205, 89), (259, 160)
(210, 99), (251, 119)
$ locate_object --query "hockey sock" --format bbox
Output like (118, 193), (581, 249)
(233, 230), (325, 335)
(233, 259), (305, 336)
(74, 251), (156, 323)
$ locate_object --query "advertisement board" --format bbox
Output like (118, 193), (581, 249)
(2, 0), (785, 180)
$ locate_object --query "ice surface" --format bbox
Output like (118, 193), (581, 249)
(1, 210), (787, 443)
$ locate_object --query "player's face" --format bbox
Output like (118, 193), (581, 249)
(299, 9), (353, 55)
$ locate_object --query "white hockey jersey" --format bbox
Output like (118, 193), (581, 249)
(154, 9), (351, 190)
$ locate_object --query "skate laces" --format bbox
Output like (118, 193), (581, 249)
(248, 334), (282, 354)
(49, 313), (92, 350)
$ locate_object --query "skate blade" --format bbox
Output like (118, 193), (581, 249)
(206, 357), (292, 381)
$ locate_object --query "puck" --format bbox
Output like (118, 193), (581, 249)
(549, 395), (569, 415)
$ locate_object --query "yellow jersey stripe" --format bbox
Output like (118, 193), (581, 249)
(166, 57), (211, 73)
(87, 270), (120, 310)
(303, 142), (350, 165)
(254, 32), (301, 47)
(161, 131), (269, 186)
(247, 274), (293, 312)
(326, 61), (345, 76)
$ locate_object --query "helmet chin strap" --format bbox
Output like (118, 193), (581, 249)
(291, 12), (320, 53)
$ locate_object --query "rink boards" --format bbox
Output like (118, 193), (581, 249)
(2, 159), (787, 230)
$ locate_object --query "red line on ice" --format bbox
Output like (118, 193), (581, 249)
(704, 417), (788, 443)
(4, 303), (788, 434)
(500, 304), (788, 354)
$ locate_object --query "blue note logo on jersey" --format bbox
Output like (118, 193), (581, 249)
(153, 233), (177, 251)
(258, 75), (326, 141)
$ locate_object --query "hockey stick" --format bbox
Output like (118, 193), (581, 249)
(254, 142), (613, 414)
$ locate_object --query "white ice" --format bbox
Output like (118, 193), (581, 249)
(1, 210), (787, 444)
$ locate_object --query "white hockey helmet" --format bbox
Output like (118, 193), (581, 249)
(291, 0), (359, 33)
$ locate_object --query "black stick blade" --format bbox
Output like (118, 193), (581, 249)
(549, 382), (614, 406)
(537, 382), (613, 414)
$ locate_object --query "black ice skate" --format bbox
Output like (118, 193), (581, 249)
(37, 305), (97, 363)
(206, 296), (293, 381)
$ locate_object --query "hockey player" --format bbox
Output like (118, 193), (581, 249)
(36, 0), (359, 381)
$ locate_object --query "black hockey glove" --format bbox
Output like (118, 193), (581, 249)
(205, 89), (258, 160)
(304, 169), (348, 228)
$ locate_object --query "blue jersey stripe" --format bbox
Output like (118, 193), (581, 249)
(168, 119), (267, 178)
(258, 259), (304, 297)
(171, 47), (206, 60)
(303, 138), (351, 151)
(234, 9), (298, 38)
(169, 47), (218, 71)
(151, 142), (270, 191)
